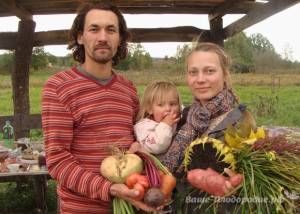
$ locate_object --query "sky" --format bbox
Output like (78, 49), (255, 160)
(0, 3), (300, 61)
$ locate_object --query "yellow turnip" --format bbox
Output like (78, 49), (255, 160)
(100, 153), (143, 183)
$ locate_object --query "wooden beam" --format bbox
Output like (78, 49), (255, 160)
(130, 27), (209, 42)
(0, 26), (209, 49)
(224, 0), (300, 38)
(34, 27), (209, 44)
(0, 114), (42, 131)
(12, 20), (36, 139)
(0, 1), (259, 16)
(209, 0), (247, 21)
(34, 30), (69, 46)
(0, 0), (32, 20)
(0, 32), (16, 50)
(209, 16), (224, 46)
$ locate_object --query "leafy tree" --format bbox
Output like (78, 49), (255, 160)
(115, 43), (152, 70)
(0, 51), (14, 74)
(225, 32), (254, 73)
(173, 43), (191, 71)
(249, 33), (275, 53)
(31, 47), (49, 70)
(175, 43), (191, 64)
(249, 33), (282, 70)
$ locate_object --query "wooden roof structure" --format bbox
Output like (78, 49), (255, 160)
(0, 0), (299, 139)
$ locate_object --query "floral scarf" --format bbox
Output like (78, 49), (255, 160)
(158, 89), (236, 174)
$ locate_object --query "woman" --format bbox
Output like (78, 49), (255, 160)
(158, 42), (245, 213)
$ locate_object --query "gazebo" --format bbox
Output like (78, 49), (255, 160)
(0, 0), (299, 139)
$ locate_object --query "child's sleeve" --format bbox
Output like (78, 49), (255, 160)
(134, 119), (174, 155)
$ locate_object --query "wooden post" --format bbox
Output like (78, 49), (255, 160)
(12, 19), (35, 139)
(209, 16), (224, 47)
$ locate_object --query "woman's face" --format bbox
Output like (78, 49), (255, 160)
(186, 51), (226, 105)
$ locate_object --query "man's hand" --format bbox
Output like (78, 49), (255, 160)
(110, 183), (158, 212)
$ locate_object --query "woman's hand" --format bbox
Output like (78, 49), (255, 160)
(187, 167), (243, 196)
(110, 183), (159, 212)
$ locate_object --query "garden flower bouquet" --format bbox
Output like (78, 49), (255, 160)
(183, 121), (300, 213)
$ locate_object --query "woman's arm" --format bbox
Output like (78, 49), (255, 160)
(157, 123), (197, 174)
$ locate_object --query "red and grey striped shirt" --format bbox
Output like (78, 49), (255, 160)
(42, 67), (139, 213)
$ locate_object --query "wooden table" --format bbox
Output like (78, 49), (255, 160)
(0, 170), (50, 213)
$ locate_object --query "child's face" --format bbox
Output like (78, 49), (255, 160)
(151, 97), (180, 123)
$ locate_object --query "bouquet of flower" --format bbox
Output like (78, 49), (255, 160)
(183, 121), (300, 213)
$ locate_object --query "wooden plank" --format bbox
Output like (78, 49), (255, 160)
(0, 0), (32, 20)
(34, 27), (208, 43)
(0, 1), (259, 16)
(0, 114), (42, 130)
(224, 0), (300, 38)
(0, 170), (48, 178)
(0, 5), (254, 16)
(0, 26), (209, 49)
(209, 16), (224, 46)
(1, 27), (209, 48)
(209, 0), (247, 21)
(12, 20), (36, 139)
(0, 32), (16, 50)
(127, 27), (209, 42)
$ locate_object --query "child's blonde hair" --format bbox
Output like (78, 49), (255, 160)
(137, 81), (182, 121)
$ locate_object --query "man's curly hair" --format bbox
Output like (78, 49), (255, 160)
(67, 2), (131, 66)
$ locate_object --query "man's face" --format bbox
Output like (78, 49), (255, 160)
(77, 9), (120, 65)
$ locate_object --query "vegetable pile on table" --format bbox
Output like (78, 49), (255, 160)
(100, 146), (176, 213)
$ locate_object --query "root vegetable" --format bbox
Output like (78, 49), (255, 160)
(187, 168), (243, 196)
(133, 183), (145, 201)
(100, 153), (143, 183)
(159, 173), (176, 197)
(126, 172), (149, 189)
(136, 152), (161, 187)
(143, 188), (165, 207)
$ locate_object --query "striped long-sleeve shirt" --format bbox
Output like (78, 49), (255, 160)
(41, 67), (139, 213)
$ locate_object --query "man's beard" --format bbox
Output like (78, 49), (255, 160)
(91, 50), (114, 64)
(87, 42), (117, 64)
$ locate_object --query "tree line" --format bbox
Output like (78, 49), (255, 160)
(0, 32), (299, 74)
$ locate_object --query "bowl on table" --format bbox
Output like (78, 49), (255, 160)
(7, 163), (21, 172)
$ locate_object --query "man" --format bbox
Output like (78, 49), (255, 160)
(42, 3), (155, 213)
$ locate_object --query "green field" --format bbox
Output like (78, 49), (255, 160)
(1, 72), (300, 127)
(1, 71), (300, 212)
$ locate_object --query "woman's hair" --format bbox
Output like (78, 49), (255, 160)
(137, 81), (182, 121)
(186, 42), (239, 102)
(67, 2), (131, 65)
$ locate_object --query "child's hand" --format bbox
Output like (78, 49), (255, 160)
(127, 142), (148, 154)
(161, 112), (180, 127)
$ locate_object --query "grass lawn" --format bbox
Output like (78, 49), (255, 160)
(0, 71), (299, 212)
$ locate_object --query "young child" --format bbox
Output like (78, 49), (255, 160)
(134, 81), (181, 155)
